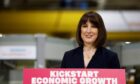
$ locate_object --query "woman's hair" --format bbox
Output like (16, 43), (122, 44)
(76, 11), (107, 48)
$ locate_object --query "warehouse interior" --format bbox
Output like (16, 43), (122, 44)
(0, 0), (140, 84)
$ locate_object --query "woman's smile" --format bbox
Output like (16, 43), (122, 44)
(81, 21), (98, 44)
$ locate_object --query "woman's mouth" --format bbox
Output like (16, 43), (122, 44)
(85, 35), (93, 38)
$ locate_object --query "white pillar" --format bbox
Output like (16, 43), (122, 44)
(34, 34), (46, 68)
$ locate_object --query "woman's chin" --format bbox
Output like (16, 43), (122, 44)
(84, 41), (94, 44)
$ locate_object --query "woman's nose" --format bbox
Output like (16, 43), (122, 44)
(86, 27), (91, 32)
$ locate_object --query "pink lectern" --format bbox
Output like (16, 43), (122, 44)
(23, 68), (126, 84)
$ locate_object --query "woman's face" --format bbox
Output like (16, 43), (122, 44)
(81, 21), (98, 45)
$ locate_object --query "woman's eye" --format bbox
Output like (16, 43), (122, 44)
(91, 25), (96, 27)
(91, 26), (95, 28)
(82, 25), (87, 27)
(91, 25), (97, 28)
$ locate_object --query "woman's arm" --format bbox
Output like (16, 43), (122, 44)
(110, 53), (120, 68)
(61, 52), (68, 68)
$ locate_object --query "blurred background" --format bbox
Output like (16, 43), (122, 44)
(0, 0), (140, 84)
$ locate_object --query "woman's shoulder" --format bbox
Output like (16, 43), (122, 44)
(100, 47), (120, 68)
(100, 47), (117, 56)
(65, 46), (82, 55)
(63, 46), (82, 60)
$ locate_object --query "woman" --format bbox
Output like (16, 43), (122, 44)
(61, 11), (120, 68)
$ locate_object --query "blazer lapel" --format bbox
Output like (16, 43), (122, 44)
(76, 46), (85, 68)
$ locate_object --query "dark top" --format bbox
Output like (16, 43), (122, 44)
(61, 46), (120, 68)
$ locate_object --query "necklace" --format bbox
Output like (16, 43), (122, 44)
(83, 48), (96, 59)
(83, 48), (96, 68)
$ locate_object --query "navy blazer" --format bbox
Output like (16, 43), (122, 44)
(61, 46), (120, 68)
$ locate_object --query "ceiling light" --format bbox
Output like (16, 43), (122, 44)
(0, 34), (3, 37)
(125, 41), (131, 44)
